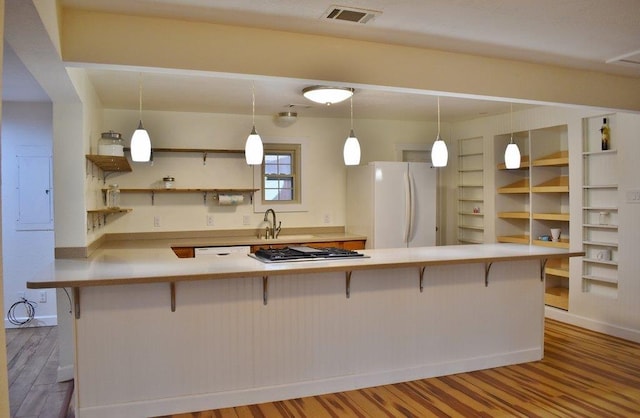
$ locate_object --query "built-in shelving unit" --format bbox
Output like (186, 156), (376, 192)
(582, 115), (619, 299)
(495, 124), (570, 310)
(457, 137), (484, 244)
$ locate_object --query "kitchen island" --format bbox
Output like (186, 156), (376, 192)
(28, 243), (582, 418)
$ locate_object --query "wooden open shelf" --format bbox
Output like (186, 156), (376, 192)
(114, 188), (259, 194)
(497, 155), (530, 170)
(532, 150), (568, 167)
(497, 235), (529, 244)
(87, 208), (133, 215)
(545, 258), (569, 278)
(86, 155), (132, 172)
(497, 179), (530, 194)
(545, 287), (568, 310)
(531, 176), (569, 193)
(498, 211), (529, 219)
(532, 212), (569, 221)
(533, 238), (569, 249)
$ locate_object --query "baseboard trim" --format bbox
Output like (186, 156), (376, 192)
(77, 348), (541, 418)
(545, 307), (640, 343)
(4, 315), (57, 329)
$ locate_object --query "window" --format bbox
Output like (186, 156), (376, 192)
(262, 144), (301, 204)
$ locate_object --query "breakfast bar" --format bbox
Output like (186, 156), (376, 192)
(28, 243), (582, 418)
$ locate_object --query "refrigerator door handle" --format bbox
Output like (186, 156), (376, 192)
(404, 170), (412, 244)
(408, 170), (416, 243)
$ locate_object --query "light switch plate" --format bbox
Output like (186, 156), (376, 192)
(626, 189), (640, 203)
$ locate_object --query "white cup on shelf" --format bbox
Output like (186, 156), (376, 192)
(550, 228), (561, 242)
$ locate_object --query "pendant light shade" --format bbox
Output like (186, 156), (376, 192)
(303, 86), (354, 106)
(344, 130), (361, 166)
(343, 96), (361, 166)
(431, 97), (448, 167)
(504, 141), (521, 169)
(130, 74), (151, 162)
(245, 82), (264, 165)
(504, 104), (521, 169)
(431, 134), (448, 167)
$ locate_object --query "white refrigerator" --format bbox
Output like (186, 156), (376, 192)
(347, 161), (436, 249)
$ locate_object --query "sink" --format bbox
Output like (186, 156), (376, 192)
(259, 234), (316, 241)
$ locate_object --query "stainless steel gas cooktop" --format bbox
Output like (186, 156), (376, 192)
(249, 246), (366, 263)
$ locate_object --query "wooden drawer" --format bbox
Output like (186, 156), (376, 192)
(172, 247), (195, 258)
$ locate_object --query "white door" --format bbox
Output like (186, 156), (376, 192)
(408, 162), (436, 247)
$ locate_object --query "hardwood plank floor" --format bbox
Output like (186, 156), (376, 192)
(5, 326), (73, 418)
(159, 319), (640, 418)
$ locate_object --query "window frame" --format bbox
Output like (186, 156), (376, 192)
(253, 140), (307, 213)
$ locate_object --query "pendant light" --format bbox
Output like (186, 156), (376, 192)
(130, 73), (151, 162)
(431, 96), (448, 167)
(245, 81), (264, 165)
(343, 95), (361, 166)
(504, 103), (521, 169)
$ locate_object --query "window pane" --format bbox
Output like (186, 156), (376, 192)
(265, 163), (278, 174)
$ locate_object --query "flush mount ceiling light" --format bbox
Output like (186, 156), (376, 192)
(130, 73), (152, 162)
(245, 81), (264, 165)
(302, 86), (354, 106)
(274, 111), (298, 127)
(504, 103), (521, 169)
(343, 96), (361, 166)
(430, 96), (448, 168)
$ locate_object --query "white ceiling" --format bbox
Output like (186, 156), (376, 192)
(5, 0), (640, 121)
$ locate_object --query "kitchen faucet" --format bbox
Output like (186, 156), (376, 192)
(263, 208), (281, 239)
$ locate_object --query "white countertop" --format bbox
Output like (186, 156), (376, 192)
(27, 243), (583, 289)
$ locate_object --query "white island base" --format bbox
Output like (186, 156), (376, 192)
(75, 260), (544, 418)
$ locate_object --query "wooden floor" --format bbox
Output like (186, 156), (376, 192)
(160, 319), (640, 418)
(5, 326), (73, 418)
(5, 320), (640, 417)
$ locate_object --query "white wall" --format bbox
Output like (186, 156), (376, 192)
(96, 109), (436, 235)
(1, 101), (57, 326)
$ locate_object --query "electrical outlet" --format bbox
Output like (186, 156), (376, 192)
(323, 214), (331, 224)
(154, 216), (161, 227)
(39, 291), (47, 303)
(207, 215), (214, 226)
(242, 215), (251, 225)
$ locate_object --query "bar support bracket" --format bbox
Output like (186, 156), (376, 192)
(484, 262), (493, 287)
(419, 266), (426, 292)
(345, 271), (352, 299)
(540, 258), (548, 281)
(170, 282), (176, 312)
(263, 276), (269, 305)
(73, 287), (81, 319)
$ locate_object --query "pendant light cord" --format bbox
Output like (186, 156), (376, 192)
(509, 103), (514, 143)
(437, 96), (441, 137)
(138, 73), (143, 121)
(350, 96), (354, 131)
(252, 81), (256, 126)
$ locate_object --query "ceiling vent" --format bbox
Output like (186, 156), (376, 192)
(323, 5), (380, 24)
(606, 49), (640, 67)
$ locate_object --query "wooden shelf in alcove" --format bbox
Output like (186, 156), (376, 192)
(531, 176), (569, 193)
(497, 179), (530, 194)
(532, 150), (568, 167)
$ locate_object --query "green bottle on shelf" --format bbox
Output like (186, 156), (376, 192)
(600, 118), (610, 150)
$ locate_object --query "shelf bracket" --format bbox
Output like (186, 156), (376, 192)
(151, 191), (155, 205)
(540, 258), (548, 281)
(203, 192), (207, 205)
(262, 276), (269, 305)
(484, 262), (493, 287)
(345, 271), (352, 298)
(170, 282), (176, 312)
(419, 266), (426, 292)
(202, 152), (207, 165)
(73, 287), (81, 319)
